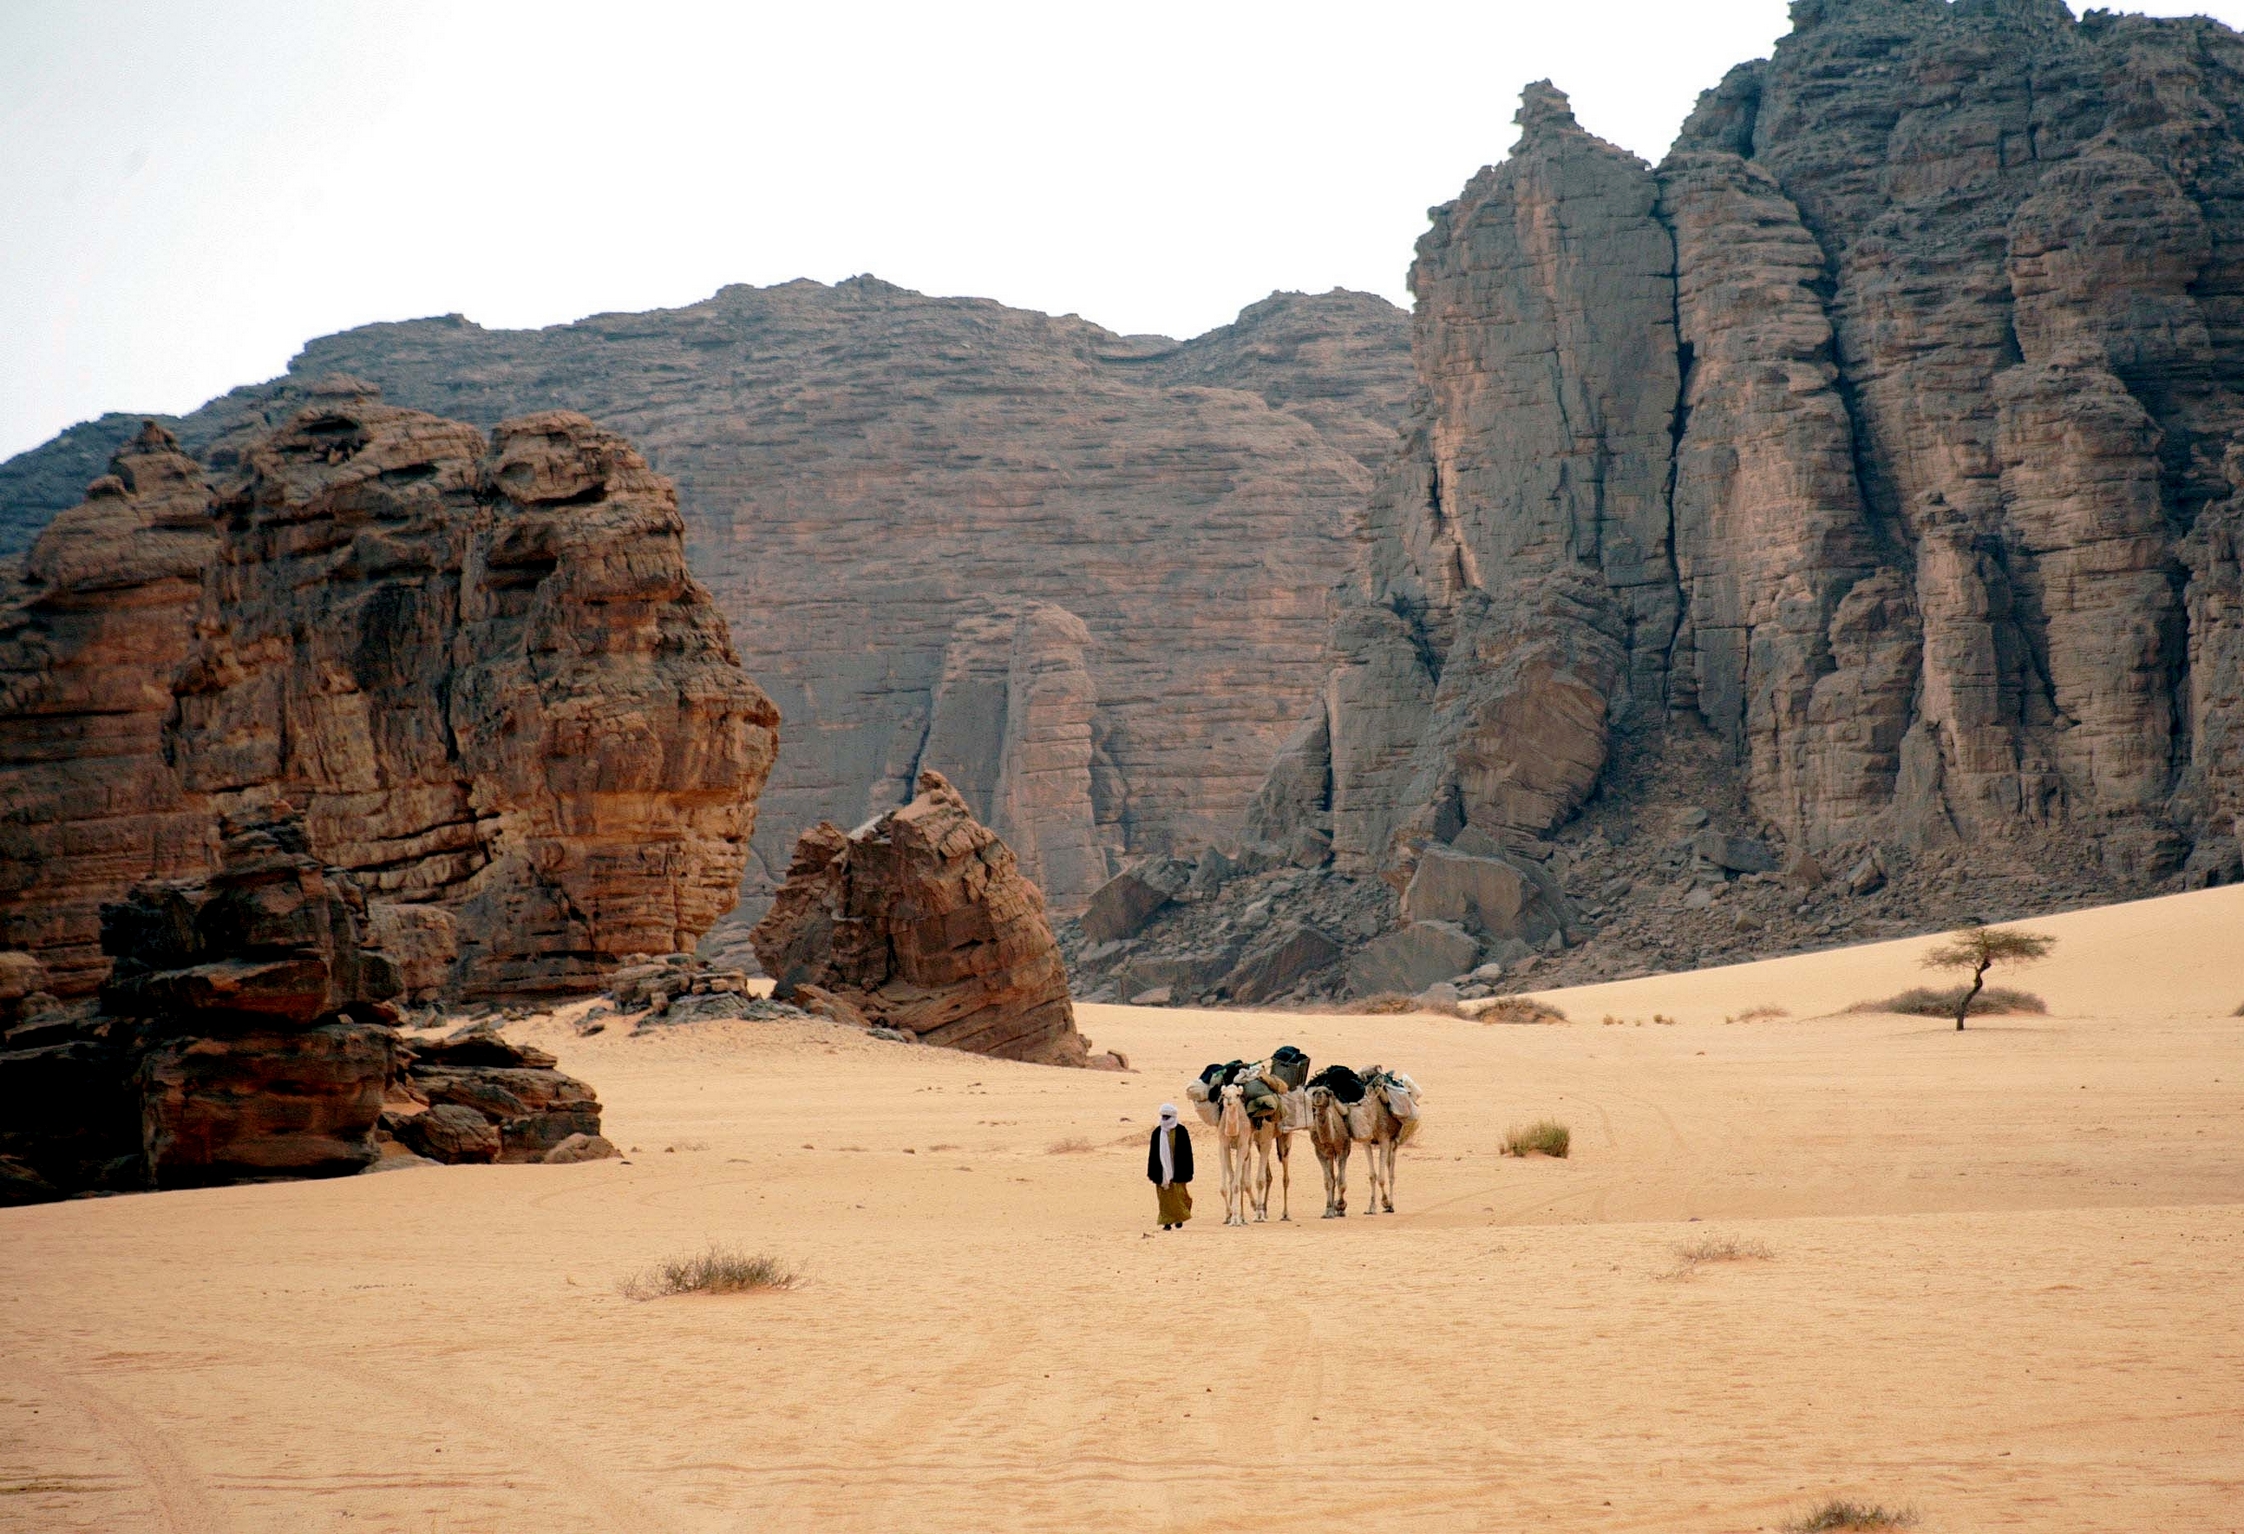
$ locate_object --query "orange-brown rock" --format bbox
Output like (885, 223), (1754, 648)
(99, 808), (405, 1189)
(0, 423), (217, 996)
(0, 390), (778, 1000)
(751, 771), (1090, 1064)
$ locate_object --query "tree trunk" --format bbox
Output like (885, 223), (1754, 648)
(1957, 961), (1987, 1031)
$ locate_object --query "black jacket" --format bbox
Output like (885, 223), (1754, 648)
(1146, 1122), (1194, 1184)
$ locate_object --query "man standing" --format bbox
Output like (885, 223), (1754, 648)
(1147, 1102), (1194, 1229)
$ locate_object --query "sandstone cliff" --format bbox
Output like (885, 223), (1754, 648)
(0, 390), (777, 999)
(1222, 2), (2244, 998)
(0, 283), (1411, 920)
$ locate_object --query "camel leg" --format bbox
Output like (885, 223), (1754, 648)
(1276, 1131), (1292, 1222)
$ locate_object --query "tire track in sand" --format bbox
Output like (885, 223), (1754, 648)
(11, 1356), (223, 1534)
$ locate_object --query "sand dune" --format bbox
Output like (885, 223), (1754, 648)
(4, 887), (2240, 1531)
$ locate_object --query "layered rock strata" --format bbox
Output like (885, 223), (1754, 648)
(0, 390), (778, 999)
(0, 809), (613, 1200)
(1, 284), (1411, 918)
(750, 771), (1100, 1064)
(1244, 5), (2244, 966)
(385, 1024), (603, 1164)
(99, 810), (404, 1189)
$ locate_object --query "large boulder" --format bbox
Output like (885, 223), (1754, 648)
(137, 1023), (398, 1187)
(96, 807), (408, 1190)
(1345, 921), (1483, 997)
(751, 771), (1094, 1065)
(1399, 844), (1569, 946)
(1078, 857), (1192, 944)
(1222, 924), (1341, 1004)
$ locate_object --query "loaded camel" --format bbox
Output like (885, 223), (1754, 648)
(1193, 1049), (1311, 1225)
(1305, 1064), (1423, 1216)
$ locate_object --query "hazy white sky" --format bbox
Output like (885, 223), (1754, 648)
(7, 0), (2244, 459)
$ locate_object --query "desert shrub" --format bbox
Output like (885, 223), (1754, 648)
(1475, 996), (1567, 1025)
(1351, 993), (1414, 1014)
(621, 1245), (797, 1299)
(1502, 1119), (1570, 1158)
(1783, 1500), (1916, 1532)
(1662, 1233), (1773, 1279)
(1046, 1136), (1094, 1154)
(1849, 986), (2045, 1018)
(1725, 1005), (1789, 1023)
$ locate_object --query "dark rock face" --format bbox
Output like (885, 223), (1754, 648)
(394, 1025), (601, 1163)
(750, 770), (1094, 1064)
(0, 389), (778, 1000)
(1239, 8), (2244, 987)
(0, 283), (1412, 919)
(0, 810), (611, 1199)
(100, 809), (405, 1189)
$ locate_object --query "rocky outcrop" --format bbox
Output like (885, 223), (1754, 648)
(1, 284), (1411, 920)
(388, 1024), (602, 1164)
(0, 390), (778, 999)
(0, 423), (217, 996)
(0, 808), (613, 1200)
(750, 771), (1097, 1064)
(1244, 5), (2244, 979)
(100, 809), (404, 1189)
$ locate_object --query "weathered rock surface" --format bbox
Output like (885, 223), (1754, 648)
(1232, 5), (2244, 994)
(1345, 921), (1483, 998)
(1, 284), (1412, 920)
(750, 770), (1095, 1064)
(0, 423), (217, 996)
(0, 390), (777, 999)
(397, 1024), (601, 1163)
(100, 809), (405, 1188)
(0, 807), (612, 1198)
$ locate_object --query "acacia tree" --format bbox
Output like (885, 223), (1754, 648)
(1920, 924), (2056, 1030)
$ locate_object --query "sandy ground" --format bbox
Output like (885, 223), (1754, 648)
(3, 888), (2241, 1533)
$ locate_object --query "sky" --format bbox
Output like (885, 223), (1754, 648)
(7, 1), (2244, 460)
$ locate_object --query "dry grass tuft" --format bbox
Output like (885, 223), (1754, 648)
(1783, 1499), (1917, 1532)
(1661, 1233), (1774, 1281)
(1849, 985), (2045, 1018)
(1475, 996), (1568, 1025)
(1725, 1004), (1790, 1023)
(620, 1245), (797, 1300)
(1046, 1136), (1095, 1154)
(1501, 1119), (1570, 1158)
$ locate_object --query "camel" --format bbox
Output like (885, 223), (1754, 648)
(1196, 1053), (1307, 1224)
(1306, 1081), (1355, 1218)
(1216, 1083), (1256, 1226)
(1245, 1100), (1298, 1223)
(1306, 1064), (1422, 1216)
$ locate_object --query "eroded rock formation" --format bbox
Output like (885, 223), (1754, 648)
(0, 807), (613, 1201)
(0, 283), (1412, 919)
(750, 771), (1098, 1065)
(0, 389), (778, 999)
(1236, 5), (2244, 973)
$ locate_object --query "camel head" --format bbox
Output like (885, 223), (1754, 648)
(1217, 1083), (1251, 1138)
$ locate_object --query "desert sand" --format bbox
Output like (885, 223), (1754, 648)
(4, 887), (2241, 1533)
